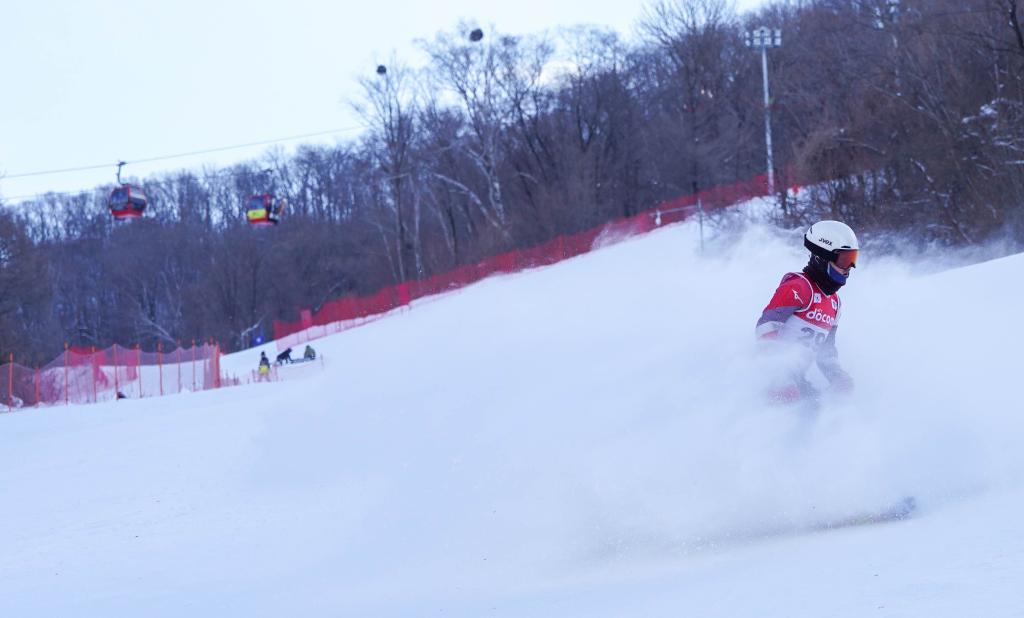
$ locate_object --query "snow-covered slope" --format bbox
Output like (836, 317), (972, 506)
(1, 221), (1022, 617)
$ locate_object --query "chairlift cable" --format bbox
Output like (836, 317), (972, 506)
(3, 125), (365, 181)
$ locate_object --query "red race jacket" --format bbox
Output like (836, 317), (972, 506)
(755, 272), (850, 387)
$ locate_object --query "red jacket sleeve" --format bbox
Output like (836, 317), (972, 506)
(755, 274), (813, 340)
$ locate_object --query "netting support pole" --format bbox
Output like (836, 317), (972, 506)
(177, 341), (182, 394)
(8, 352), (13, 412)
(158, 343), (164, 397)
(136, 344), (142, 399)
(191, 340), (197, 392)
(64, 343), (69, 406)
(34, 368), (40, 407)
(91, 346), (97, 403)
(215, 342), (222, 389)
(113, 345), (120, 401)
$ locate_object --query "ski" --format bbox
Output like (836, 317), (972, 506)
(818, 496), (917, 531)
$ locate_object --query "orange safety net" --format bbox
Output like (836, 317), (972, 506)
(0, 343), (221, 411)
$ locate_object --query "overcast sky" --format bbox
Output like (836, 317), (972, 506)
(0, 0), (766, 204)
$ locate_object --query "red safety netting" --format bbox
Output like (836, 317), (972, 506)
(273, 174), (771, 349)
(0, 343), (221, 411)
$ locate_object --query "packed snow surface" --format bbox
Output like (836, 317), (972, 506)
(1, 221), (1022, 616)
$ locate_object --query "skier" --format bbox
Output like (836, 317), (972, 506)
(303, 345), (316, 361)
(258, 351), (271, 382)
(275, 347), (293, 365)
(755, 220), (858, 404)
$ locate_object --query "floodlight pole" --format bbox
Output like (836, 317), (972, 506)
(746, 27), (781, 196)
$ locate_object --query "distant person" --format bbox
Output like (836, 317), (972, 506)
(258, 351), (271, 382)
(303, 345), (316, 361)
(755, 220), (858, 404)
(276, 347), (293, 364)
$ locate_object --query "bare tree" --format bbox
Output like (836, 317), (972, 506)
(640, 0), (740, 193)
(422, 24), (520, 232)
(355, 58), (422, 280)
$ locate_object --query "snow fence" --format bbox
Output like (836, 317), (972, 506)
(0, 343), (222, 411)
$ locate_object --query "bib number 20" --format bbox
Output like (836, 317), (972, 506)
(799, 327), (827, 349)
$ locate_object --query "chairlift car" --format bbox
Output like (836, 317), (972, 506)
(245, 169), (285, 226)
(108, 161), (147, 220)
(245, 193), (286, 226)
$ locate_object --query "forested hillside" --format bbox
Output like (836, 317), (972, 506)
(2, 0), (1022, 360)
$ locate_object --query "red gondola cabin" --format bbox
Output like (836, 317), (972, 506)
(246, 193), (282, 226)
(109, 184), (148, 219)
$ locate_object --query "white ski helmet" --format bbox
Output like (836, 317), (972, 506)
(804, 220), (859, 267)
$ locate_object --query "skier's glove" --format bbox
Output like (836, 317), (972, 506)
(829, 372), (855, 394)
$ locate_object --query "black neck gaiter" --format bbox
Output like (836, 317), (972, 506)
(803, 256), (843, 296)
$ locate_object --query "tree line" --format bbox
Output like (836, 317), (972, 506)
(2, 0), (1023, 363)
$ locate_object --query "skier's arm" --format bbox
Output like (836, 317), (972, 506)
(755, 276), (812, 341)
(817, 326), (853, 390)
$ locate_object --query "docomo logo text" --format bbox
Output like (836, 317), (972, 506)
(802, 308), (836, 327)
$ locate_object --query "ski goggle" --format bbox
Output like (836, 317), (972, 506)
(833, 249), (858, 269)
